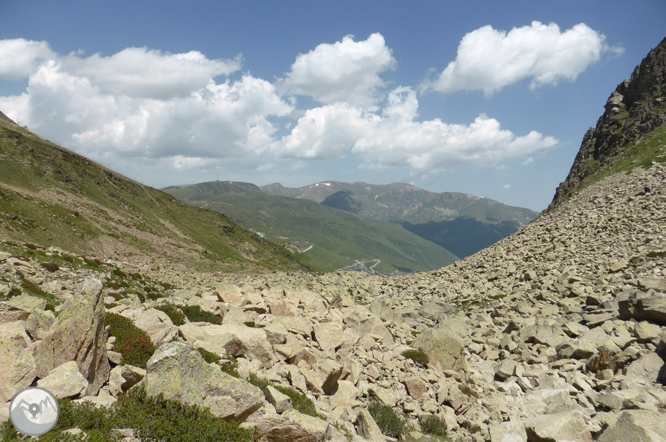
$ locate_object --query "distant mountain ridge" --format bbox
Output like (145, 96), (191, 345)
(261, 181), (538, 259)
(165, 181), (458, 274)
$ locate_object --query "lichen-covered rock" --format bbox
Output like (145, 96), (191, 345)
(33, 279), (109, 396)
(0, 321), (36, 402)
(109, 364), (146, 398)
(266, 385), (292, 414)
(37, 361), (88, 399)
(25, 309), (55, 340)
(179, 322), (274, 367)
(145, 342), (264, 422)
(355, 409), (384, 442)
(7, 294), (47, 312)
(413, 326), (466, 372)
(134, 308), (178, 346)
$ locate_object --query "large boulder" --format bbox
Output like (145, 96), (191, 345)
(0, 321), (36, 402)
(244, 407), (345, 442)
(412, 326), (466, 372)
(355, 409), (385, 442)
(313, 322), (345, 352)
(625, 352), (665, 385)
(134, 308), (178, 347)
(33, 279), (110, 396)
(179, 322), (274, 367)
(524, 409), (593, 442)
(25, 309), (55, 340)
(596, 410), (666, 442)
(6, 294), (47, 312)
(418, 298), (456, 322)
(109, 365), (146, 398)
(619, 292), (666, 325)
(37, 361), (88, 399)
(144, 342), (264, 422)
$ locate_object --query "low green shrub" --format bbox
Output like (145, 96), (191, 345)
(155, 304), (187, 326)
(419, 414), (447, 436)
(197, 347), (221, 364)
(146, 291), (165, 301)
(273, 385), (324, 420)
(41, 262), (60, 272)
(0, 386), (259, 441)
(108, 292), (124, 301)
(112, 268), (127, 278)
(247, 374), (324, 420)
(220, 356), (240, 378)
(248, 373), (271, 395)
(105, 281), (122, 290)
(402, 349), (429, 368)
(83, 257), (101, 267)
(368, 401), (406, 439)
(181, 305), (222, 325)
(106, 313), (155, 368)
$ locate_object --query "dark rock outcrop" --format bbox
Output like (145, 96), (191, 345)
(550, 36), (666, 209)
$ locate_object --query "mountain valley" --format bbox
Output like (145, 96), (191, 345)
(0, 35), (665, 442)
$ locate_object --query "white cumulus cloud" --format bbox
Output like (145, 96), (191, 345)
(0, 39), (56, 80)
(60, 47), (242, 99)
(277, 33), (396, 108)
(0, 43), (291, 170)
(422, 21), (622, 96)
(275, 86), (558, 171)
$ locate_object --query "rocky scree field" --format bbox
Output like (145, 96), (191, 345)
(0, 158), (665, 441)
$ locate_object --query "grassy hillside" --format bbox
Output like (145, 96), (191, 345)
(164, 181), (459, 274)
(0, 117), (318, 273)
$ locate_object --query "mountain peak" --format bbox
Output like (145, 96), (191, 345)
(550, 36), (666, 208)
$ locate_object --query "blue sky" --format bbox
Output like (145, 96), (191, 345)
(0, 1), (664, 211)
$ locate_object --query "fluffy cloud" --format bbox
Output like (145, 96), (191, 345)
(422, 21), (622, 96)
(60, 47), (242, 99)
(0, 36), (559, 183)
(277, 86), (558, 170)
(0, 42), (290, 169)
(0, 39), (56, 80)
(277, 33), (396, 108)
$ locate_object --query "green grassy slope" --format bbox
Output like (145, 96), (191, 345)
(564, 122), (666, 199)
(164, 181), (459, 273)
(0, 118), (318, 273)
(262, 181), (538, 259)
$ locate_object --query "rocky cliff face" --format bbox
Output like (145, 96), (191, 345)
(550, 36), (666, 209)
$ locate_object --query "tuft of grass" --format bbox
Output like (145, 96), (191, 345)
(106, 313), (155, 369)
(0, 386), (259, 441)
(155, 304), (187, 326)
(419, 414), (448, 436)
(180, 305), (222, 325)
(402, 349), (429, 368)
(368, 401), (406, 439)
